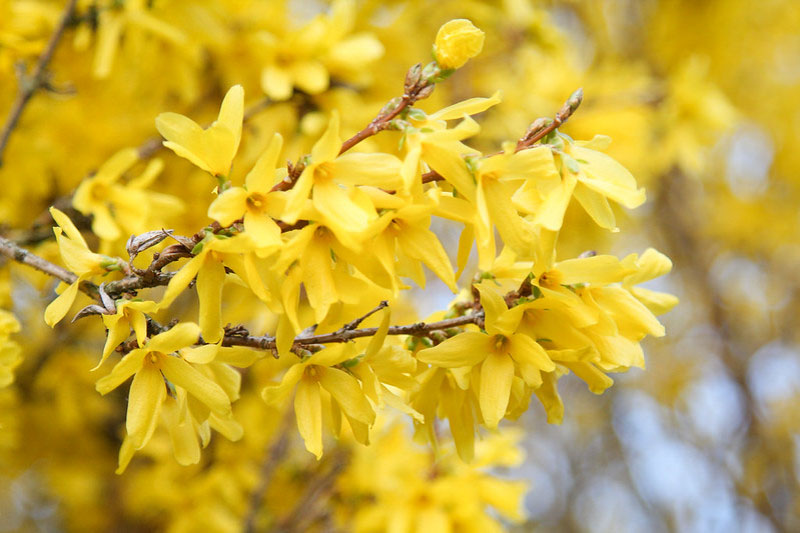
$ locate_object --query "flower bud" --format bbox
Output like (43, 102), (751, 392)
(433, 19), (485, 70)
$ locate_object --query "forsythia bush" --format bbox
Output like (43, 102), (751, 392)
(0, 1), (696, 531)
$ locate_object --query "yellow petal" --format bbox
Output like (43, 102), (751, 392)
(624, 248), (673, 285)
(534, 371), (564, 424)
(333, 153), (403, 188)
(573, 182), (616, 231)
(556, 255), (633, 285)
(509, 333), (556, 372)
(318, 367), (375, 425)
(261, 363), (305, 405)
(158, 254), (205, 310)
(44, 279), (81, 327)
(161, 355), (231, 416)
(97, 314), (131, 369)
(147, 322), (201, 354)
(562, 361), (614, 394)
(416, 332), (490, 367)
(261, 64), (293, 100)
(163, 399), (201, 465)
(313, 178), (370, 233)
(396, 224), (457, 292)
(629, 287), (679, 316)
(246, 132), (284, 192)
(480, 352), (514, 429)
(96, 349), (148, 394)
(475, 283), (509, 336)
(208, 187), (249, 226)
(295, 376), (323, 459)
(127, 364), (166, 448)
(421, 143), (476, 203)
(216, 85), (244, 156)
(428, 90), (502, 121)
(291, 60), (329, 94)
(50, 207), (87, 247)
(301, 240), (337, 323)
(312, 110), (341, 163)
(196, 258), (226, 344)
(115, 435), (136, 475)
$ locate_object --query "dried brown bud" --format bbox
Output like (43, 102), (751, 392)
(126, 229), (173, 261)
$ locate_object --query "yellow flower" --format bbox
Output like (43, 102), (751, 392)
(282, 111), (401, 237)
(262, 344), (376, 459)
(155, 85), (244, 177)
(73, 149), (182, 242)
(97, 299), (156, 370)
(95, 322), (232, 452)
(207, 133), (285, 250)
(44, 208), (115, 327)
(157, 233), (261, 344)
(433, 19), (485, 70)
(417, 283), (555, 429)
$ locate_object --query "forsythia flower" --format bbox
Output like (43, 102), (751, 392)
(433, 19), (485, 70)
(44, 208), (117, 327)
(95, 323), (232, 452)
(262, 344), (376, 459)
(155, 85), (244, 177)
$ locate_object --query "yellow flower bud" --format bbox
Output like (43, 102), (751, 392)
(433, 19), (485, 70)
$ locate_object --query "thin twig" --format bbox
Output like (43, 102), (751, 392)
(0, 0), (78, 166)
(221, 312), (482, 352)
(0, 235), (76, 285)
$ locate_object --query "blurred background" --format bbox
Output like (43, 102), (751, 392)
(1, 0), (799, 531)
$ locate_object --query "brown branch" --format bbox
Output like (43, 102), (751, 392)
(0, 235), (76, 285)
(338, 63), (435, 155)
(221, 312), (482, 352)
(0, 0), (78, 166)
(0, 235), (100, 297)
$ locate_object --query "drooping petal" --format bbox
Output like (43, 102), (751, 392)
(196, 257), (226, 344)
(44, 279), (81, 328)
(96, 349), (148, 394)
(127, 364), (167, 448)
(163, 398), (201, 466)
(396, 223), (457, 292)
(295, 376), (323, 459)
(261, 363), (306, 404)
(479, 352), (514, 429)
(534, 371), (564, 424)
(509, 333), (556, 372)
(416, 332), (490, 368)
(160, 355), (232, 416)
(158, 254), (205, 310)
(422, 143), (476, 203)
(318, 367), (375, 425)
(573, 182), (616, 231)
